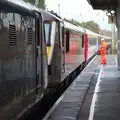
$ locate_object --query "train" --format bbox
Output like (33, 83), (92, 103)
(0, 0), (111, 120)
(43, 11), (111, 90)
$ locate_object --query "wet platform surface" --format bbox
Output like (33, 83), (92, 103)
(48, 55), (101, 120)
(77, 55), (120, 120)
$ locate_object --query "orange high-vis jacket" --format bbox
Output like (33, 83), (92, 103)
(99, 41), (107, 56)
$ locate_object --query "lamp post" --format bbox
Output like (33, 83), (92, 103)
(107, 10), (116, 54)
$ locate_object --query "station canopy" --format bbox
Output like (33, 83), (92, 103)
(87, 0), (118, 10)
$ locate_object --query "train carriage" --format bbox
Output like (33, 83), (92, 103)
(63, 21), (85, 79)
(39, 11), (86, 90)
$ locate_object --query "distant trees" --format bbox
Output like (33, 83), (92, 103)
(23, 0), (45, 9)
(64, 19), (100, 33)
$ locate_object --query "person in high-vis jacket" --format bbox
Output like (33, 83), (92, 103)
(99, 38), (107, 64)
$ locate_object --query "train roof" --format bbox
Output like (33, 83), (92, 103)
(40, 10), (84, 32)
(64, 21), (85, 33)
(10, 1), (110, 39)
(84, 28), (98, 37)
(40, 10), (111, 39)
(16, 2), (63, 22)
(38, 10), (63, 21)
(31, 8), (84, 33)
(0, 0), (36, 17)
(83, 28), (111, 39)
(96, 34), (111, 39)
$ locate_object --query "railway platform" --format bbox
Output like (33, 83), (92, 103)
(77, 55), (119, 120)
(45, 54), (120, 120)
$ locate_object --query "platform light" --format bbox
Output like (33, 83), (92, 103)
(106, 12), (111, 16)
(111, 10), (115, 14)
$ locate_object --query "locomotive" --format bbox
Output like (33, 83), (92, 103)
(0, 0), (48, 119)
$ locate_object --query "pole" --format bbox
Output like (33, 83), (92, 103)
(58, 4), (60, 16)
(116, 6), (120, 69)
(111, 23), (116, 54)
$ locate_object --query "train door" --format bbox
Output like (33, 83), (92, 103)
(60, 23), (65, 73)
(35, 16), (44, 98)
(82, 34), (84, 48)
(66, 31), (70, 52)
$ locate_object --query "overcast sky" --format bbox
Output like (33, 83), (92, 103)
(45, 0), (111, 30)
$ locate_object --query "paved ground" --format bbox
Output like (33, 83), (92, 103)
(77, 55), (120, 120)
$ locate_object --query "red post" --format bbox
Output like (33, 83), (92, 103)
(84, 33), (88, 61)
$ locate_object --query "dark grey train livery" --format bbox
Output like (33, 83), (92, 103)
(0, 0), (48, 119)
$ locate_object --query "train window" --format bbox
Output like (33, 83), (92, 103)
(9, 23), (16, 46)
(55, 22), (59, 40)
(55, 22), (60, 48)
(89, 38), (97, 46)
(44, 23), (51, 46)
(82, 34), (84, 48)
